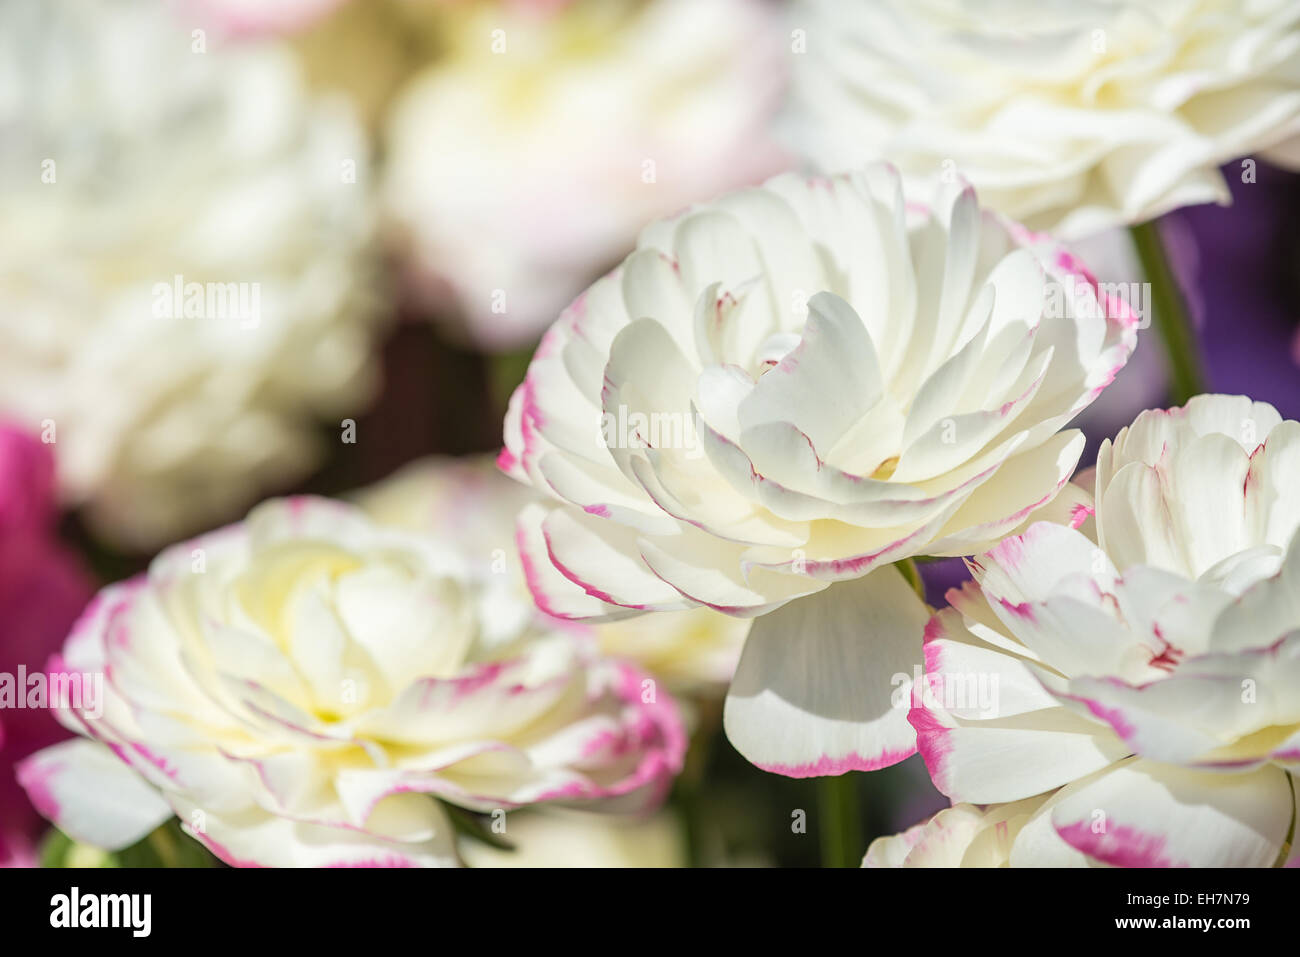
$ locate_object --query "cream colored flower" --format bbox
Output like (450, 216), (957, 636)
(503, 164), (1136, 775)
(18, 497), (685, 867)
(863, 795), (1050, 868)
(352, 455), (748, 693)
(0, 0), (384, 548)
(459, 808), (686, 868)
(381, 0), (788, 350)
(914, 396), (1300, 866)
(786, 0), (1300, 237)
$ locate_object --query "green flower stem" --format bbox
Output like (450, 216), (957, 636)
(146, 824), (179, 868)
(895, 557), (926, 602)
(817, 773), (862, 868)
(1129, 220), (1209, 405)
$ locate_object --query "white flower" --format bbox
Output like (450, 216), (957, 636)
(914, 395), (1300, 866)
(459, 808), (686, 868)
(381, 0), (788, 350)
(352, 455), (748, 693)
(502, 164), (1137, 775)
(0, 0), (384, 548)
(351, 455), (540, 574)
(786, 0), (1300, 238)
(863, 795), (1049, 868)
(17, 497), (685, 867)
(1093, 394), (1300, 578)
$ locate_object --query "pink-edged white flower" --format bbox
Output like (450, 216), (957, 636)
(17, 497), (684, 868)
(914, 395), (1300, 866)
(786, 0), (1300, 238)
(0, 0), (383, 549)
(381, 0), (788, 350)
(1092, 394), (1300, 579)
(353, 455), (748, 693)
(502, 164), (1137, 776)
(863, 795), (1049, 868)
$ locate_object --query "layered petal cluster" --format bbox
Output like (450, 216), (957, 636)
(381, 0), (787, 350)
(0, 0), (384, 548)
(786, 0), (1300, 238)
(912, 396), (1300, 866)
(352, 455), (748, 693)
(863, 795), (1049, 868)
(0, 426), (94, 867)
(502, 165), (1136, 772)
(17, 498), (684, 868)
(1093, 394), (1300, 578)
(504, 165), (1135, 620)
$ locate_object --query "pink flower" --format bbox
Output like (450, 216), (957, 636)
(0, 425), (93, 866)
(175, 0), (349, 38)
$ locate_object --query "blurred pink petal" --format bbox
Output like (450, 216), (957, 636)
(176, 0), (349, 37)
(0, 424), (94, 866)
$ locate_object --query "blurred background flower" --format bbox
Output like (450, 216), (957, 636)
(459, 808), (687, 867)
(0, 0), (385, 550)
(381, 0), (790, 350)
(352, 454), (749, 696)
(784, 0), (1300, 238)
(178, 0), (351, 38)
(0, 425), (94, 867)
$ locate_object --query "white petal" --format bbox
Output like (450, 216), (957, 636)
(17, 740), (172, 851)
(1049, 758), (1293, 868)
(723, 567), (928, 776)
(174, 796), (461, 868)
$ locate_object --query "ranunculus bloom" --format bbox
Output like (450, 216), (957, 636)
(0, 0), (384, 548)
(786, 0), (1300, 238)
(353, 455), (748, 693)
(18, 497), (684, 867)
(913, 395), (1300, 866)
(381, 0), (788, 350)
(502, 164), (1137, 775)
(0, 425), (94, 867)
(863, 795), (1049, 868)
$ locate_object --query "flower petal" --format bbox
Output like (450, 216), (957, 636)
(1050, 758), (1293, 868)
(17, 740), (173, 851)
(723, 567), (928, 776)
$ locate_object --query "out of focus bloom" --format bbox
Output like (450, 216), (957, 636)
(786, 0), (1300, 238)
(913, 395), (1300, 866)
(0, 426), (93, 867)
(353, 455), (748, 693)
(863, 796), (1048, 867)
(0, 0), (384, 548)
(18, 497), (684, 867)
(179, 0), (348, 37)
(459, 808), (686, 867)
(502, 164), (1136, 775)
(381, 0), (787, 350)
